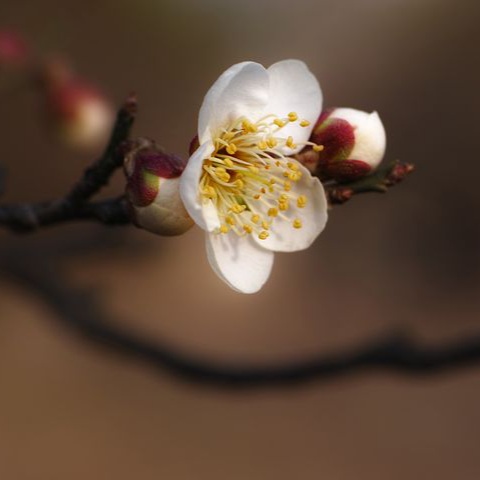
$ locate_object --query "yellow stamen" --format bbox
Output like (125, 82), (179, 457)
(268, 208), (278, 217)
(288, 112), (298, 122)
(220, 225), (229, 234)
(274, 119), (286, 128)
(300, 120), (310, 127)
(313, 144), (324, 152)
(293, 219), (302, 229)
(243, 224), (253, 234)
(231, 204), (246, 214)
(267, 137), (278, 148)
(258, 231), (269, 240)
(226, 143), (237, 155)
(297, 195), (307, 208)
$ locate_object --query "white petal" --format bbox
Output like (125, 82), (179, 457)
(179, 140), (219, 231)
(206, 232), (274, 294)
(266, 59), (322, 155)
(332, 108), (386, 169)
(198, 62), (269, 144)
(252, 163), (328, 252)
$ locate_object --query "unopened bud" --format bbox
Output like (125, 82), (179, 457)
(299, 108), (386, 182)
(124, 138), (194, 236)
(0, 30), (29, 68)
(40, 60), (114, 151)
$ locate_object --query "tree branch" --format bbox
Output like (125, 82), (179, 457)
(0, 95), (136, 232)
(326, 160), (415, 205)
(0, 196), (130, 232)
(2, 245), (479, 389)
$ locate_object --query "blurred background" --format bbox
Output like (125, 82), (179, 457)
(1, 0), (480, 478)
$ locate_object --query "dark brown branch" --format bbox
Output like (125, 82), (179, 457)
(0, 196), (130, 232)
(2, 247), (479, 390)
(0, 96), (136, 232)
(326, 160), (415, 205)
(64, 93), (137, 205)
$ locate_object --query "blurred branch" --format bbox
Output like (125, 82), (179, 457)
(0, 196), (130, 232)
(0, 95), (136, 232)
(326, 160), (415, 205)
(2, 244), (479, 389)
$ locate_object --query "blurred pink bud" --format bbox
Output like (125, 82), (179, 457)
(41, 60), (114, 151)
(0, 29), (29, 67)
(298, 108), (386, 183)
(124, 138), (194, 236)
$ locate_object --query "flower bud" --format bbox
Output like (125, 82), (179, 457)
(40, 60), (114, 151)
(124, 138), (194, 236)
(0, 30), (29, 68)
(300, 108), (386, 182)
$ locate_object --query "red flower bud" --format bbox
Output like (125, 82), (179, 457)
(40, 60), (114, 150)
(124, 138), (194, 236)
(0, 30), (29, 68)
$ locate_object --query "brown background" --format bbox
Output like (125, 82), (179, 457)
(1, 0), (479, 478)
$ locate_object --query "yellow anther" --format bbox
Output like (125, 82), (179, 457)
(300, 120), (310, 127)
(235, 179), (244, 189)
(224, 158), (234, 167)
(258, 231), (269, 240)
(287, 161), (299, 171)
(279, 194), (289, 202)
(248, 165), (259, 174)
(269, 179), (276, 185)
(226, 216), (236, 225)
(279, 201), (289, 211)
(288, 171), (302, 181)
(275, 161), (282, 167)
(262, 221), (270, 230)
(226, 143), (237, 155)
(286, 136), (296, 149)
(267, 137), (278, 148)
(313, 144), (325, 152)
(284, 181), (292, 192)
(223, 131), (235, 140)
(258, 141), (268, 150)
(293, 219), (303, 229)
(297, 195), (307, 208)
(253, 194), (261, 200)
(251, 214), (260, 224)
(242, 120), (257, 133)
(202, 186), (217, 199)
(260, 187), (266, 194)
(268, 208), (278, 217)
(243, 224), (253, 234)
(288, 112), (298, 122)
(274, 118), (286, 128)
(231, 204), (246, 214)
(219, 225), (229, 234)
(268, 186), (275, 193)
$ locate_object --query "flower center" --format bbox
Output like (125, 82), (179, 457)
(199, 113), (323, 240)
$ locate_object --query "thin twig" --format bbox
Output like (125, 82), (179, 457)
(64, 93), (137, 205)
(0, 96), (136, 232)
(326, 160), (415, 205)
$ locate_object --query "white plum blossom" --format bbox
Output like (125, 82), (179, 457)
(180, 60), (328, 294)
